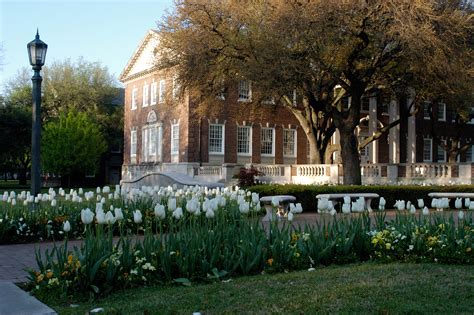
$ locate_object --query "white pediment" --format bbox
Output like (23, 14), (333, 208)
(120, 30), (160, 82)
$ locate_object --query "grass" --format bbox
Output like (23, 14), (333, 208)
(51, 262), (474, 314)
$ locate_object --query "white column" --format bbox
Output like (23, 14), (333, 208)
(406, 97), (416, 163)
(388, 99), (400, 163)
(369, 96), (378, 163)
(333, 130), (340, 163)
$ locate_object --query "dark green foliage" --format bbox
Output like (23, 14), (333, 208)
(233, 167), (263, 187)
(249, 184), (474, 212)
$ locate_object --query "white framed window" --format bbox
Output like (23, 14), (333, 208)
(151, 82), (158, 105)
(437, 139), (446, 162)
(130, 129), (137, 159)
(260, 127), (274, 156)
(437, 103), (446, 121)
(283, 129), (296, 157)
(171, 123), (179, 155)
(466, 145), (473, 162)
(238, 80), (251, 102)
(142, 84), (149, 107)
(423, 137), (433, 162)
(159, 80), (166, 103)
(142, 125), (162, 162)
(237, 126), (251, 156)
(423, 101), (431, 120)
(209, 124), (225, 154)
(131, 88), (138, 110)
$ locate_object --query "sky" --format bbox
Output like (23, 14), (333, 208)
(0, 0), (174, 90)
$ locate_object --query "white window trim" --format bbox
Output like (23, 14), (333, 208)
(130, 129), (137, 159)
(151, 82), (158, 105)
(237, 126), (252, 157)
(283, 129), (297, 158)
(437, 103), (446, 121)
(260, 127), (275, 157)
(159, 80), (166, 104)
(208, 124), (225, 155)
(142, 84), (149, 107)
(131, 88), (138, 110)
(437, 139), (447, 163)
(238, 80), (252, 102)
(467, 145), (474, 162)
(423, 101), (431, 120)
(171, 123), (179, 155)
(141, 124), (162, 163)
(423, 137), (433, 162)
(172, 76), (179, 99)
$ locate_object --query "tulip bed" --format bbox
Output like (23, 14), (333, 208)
(1, 185), (473, 302)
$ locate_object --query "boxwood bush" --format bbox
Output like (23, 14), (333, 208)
(248, 184), (474, 212)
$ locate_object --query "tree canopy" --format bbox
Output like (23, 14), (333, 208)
(158, 0), (473, 184)
(41, 111), (107, 182)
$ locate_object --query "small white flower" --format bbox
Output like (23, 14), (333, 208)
(133, 210), (143, 224)
(63, 220), (71, 232)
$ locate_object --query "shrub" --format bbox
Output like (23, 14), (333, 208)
(234, 167), (263, 187)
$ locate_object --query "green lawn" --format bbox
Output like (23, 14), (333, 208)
(51, 262), (474, 314)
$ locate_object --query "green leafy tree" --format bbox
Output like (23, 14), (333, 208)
(42, 112), (107, 186)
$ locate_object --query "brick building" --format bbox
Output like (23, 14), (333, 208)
(120, 30), (474, 185)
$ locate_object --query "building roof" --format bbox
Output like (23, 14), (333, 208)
(119, 29), (160, 83)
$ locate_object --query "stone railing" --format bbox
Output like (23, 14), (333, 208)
(408, 163), (451, 178)
(361, 164), (382, 177)
(122, 164), (163, 181)
(257, 165), (284, 177)
(296, 164), (327, 177)
(194, 166), (223, 176)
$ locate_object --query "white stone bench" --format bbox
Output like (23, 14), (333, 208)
(316, 193), (379, 212)
(260, 195), (296, 221)
(428, 192), (474, 199)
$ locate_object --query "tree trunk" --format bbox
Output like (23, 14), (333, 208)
(339, 128), (361, 185)
(307, 133), (323, 164)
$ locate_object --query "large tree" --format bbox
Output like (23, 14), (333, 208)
(42, 111), (107, 186)
(158, 0), (473, 184)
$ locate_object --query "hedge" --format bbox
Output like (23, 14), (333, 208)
(248, 184), (474, 212)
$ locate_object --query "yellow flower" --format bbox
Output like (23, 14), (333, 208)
(291, 233), (299, 243)
(67, 255), (73, 264)
(36, 274), (44, 283)
(267, 258), (274, 266)
(385, 243), (391, 250)
(466, 247), (472, 253)
(46, 271), (53, 279)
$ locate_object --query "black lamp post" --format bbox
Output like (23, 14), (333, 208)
(27, 30), (47, 197)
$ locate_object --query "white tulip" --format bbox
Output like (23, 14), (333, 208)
(239, 201), (250, 214)
(96, 187), (101, 194)
(422, 206), (430, 215)
(168, 198), (177, 211)
(105, 211), (116, 225)
(329, 208), (337, 216)
(343, 196), (351, 205)
(205, 209), (215, 219)
(96, 210), (106, 224)
(465, 198), (471, 208)
(63, 220), (71, 232)
(114, 208), (124, 221)
(458, 210), (465, 220)
(342, 203), (351, 214)
(133, 210), (143, 224)
(295, 203), (303, 214)
(470, 202), (474, 210)
(81, 208), (94, 225)
(431, 198), (438, 209)
(51, 199), (57, 207)
(251, 193), (260, 204)
(417, 199), (424, 208)
(288, 211), (294, 221)
(409, 205), (416, 214)
(172, 207), (183, 219)
(318, 198), (329, 212)
(455, 198), (463, 209)
(11, 199), (16, 206)
(154, 204), (166, 219)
